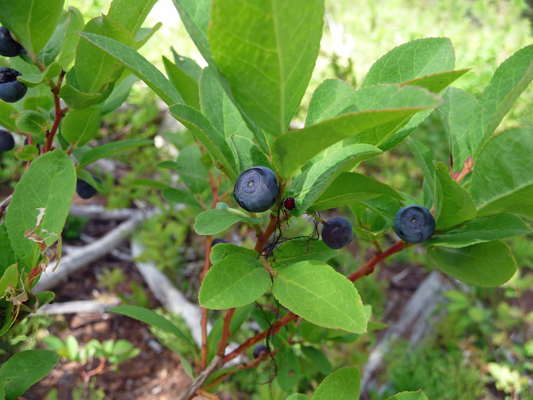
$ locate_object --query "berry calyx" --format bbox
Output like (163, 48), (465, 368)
(0, 27), (25, 57)
(283, 197), (296, 211)
(0, 130), (15, 152)
(253, 344), (268, 359)
(0, 67), (27, 103)
(394, 205), (435, 244)
(76, 176), (101, 200)
(233, 166), (279, 212)
(321, 217), (353, 249)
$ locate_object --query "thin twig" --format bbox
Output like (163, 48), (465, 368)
(217, 308), (236, 356)
(254, 213), (278, 253)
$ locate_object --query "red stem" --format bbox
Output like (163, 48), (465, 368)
(44, 71), (66, 153)
(217, 308), (236, 356)
(348, 240), (409, 282)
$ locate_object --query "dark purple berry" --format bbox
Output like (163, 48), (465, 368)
(0, 68), (27, 103)
(233, 166), (279, 212)
(212, 238), (229, 247)
(76, 175), (101, 199)
(0, 27), (25, 57)
(0, 130), (14, 152)
(283, 197), (296, 211)
(394, 205), (435, 244)
(253, 344), (268, 359)
(321, 217), (353, 250)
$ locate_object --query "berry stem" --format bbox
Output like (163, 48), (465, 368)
(309, 212), (326, 225)
(254, 213), (278, 253)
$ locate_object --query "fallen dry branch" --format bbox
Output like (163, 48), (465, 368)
(69, 204), (141, 220)
(36, 299), (121, 315)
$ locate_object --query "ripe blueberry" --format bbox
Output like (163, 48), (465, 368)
(233, 166), (279, 212)
(283, 197), (296, 211)
(253, 344), (268, 359)
(76, 176), (101, 199)
(321, 217), (353, 249)
(212, 238), (228, 247)
(394, 205), (435, 244)
(0, 27), (25, 57)
(0, 68), (27, 103)
(0, 130), (14, 152)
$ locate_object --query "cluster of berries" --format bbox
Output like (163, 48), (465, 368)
(233, 166), (435, 249)
(0, 27), (28, 103)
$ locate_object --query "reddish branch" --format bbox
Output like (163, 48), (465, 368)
(254, 213), (278, 253)
(451, 156), (473, 184)
(44, 71), (66, 153)
(216, 308), (236, 356)
(348, 240), (410, 282)
(200, 235), (212, 370)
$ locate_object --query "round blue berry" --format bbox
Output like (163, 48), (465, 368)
(0, 68), (27, 103)
(76, 176), (101, 200)
(212, 238), (229, 247)
(0, 130), (14, 152)
(394, 205), (435, 244)
(0, 27), (25, 57)
(233, 166), (279, 212)
(253, 344), (268, 359)
(322, 217), (353, 249)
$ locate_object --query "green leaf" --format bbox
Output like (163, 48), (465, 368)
(172, 48), (202, 82)
(0, 103), (18, 132)
(401, 69), (469, 93)
(131, 179), (169, 190)
(271, 239), (338, 267)
(61, 107), (101, 147)
(108, 0), (158, 36)
(18, 63), (62, 88)
(434, 161), (476, 230)
(59, 84), (103, 110)
(199, 66), (255, 142)
(23, 96), (53, 112)
(57, 7), (85, 69)
(77, 32), (183, 106)
(169, 104), (237, 181)
(437, 87), (477, 173)
(207, 303), (254, 358)
(0, 226), (16, 275)
(0, 350), (59, 400)
(468, 45), (533, 158)
(109, 305), (195, 346)
(301, 346), (332, 375)
(199, 253), (270, 309)
(162, 187), (203, 211)
(363, 38), (455, 87)
(0, 265), (18, 300)
(14, 145), (39, 162)
(135, 23), (162, 50)
(230, 136), (272, 174)
(427, 240), (517, 286)
(76, 170), (106, 193)
(101, 74), (139, 115)
(77, 139), (153, 168)
(362, 196), (402, 228)
(194, 208), (262, 235)
(37, 14), (68, 67)
(276, 347), (301, 390)
(286, 144), (382, 216)
(313, 366), (361, 400)
(309, 172), (404, 212)
(272, 85), (442, 180)
(5, 150), (76, 272)
(163, 56), (200, 110)
(286, 395), (309, 400)
(272, 261), (367, 333)
(16, 111), (48, 136)
(210, 243), (258, 265)
(35, 291), (55, 307)
(171, 0), (214, 65)
(471, 127), (533, 218)
(306, 79), (355, 127)
(405, 137), (435, 192)
(176, 144), (208, 194)
(0, 0), (65, 56)
(209, 0), (325, 136)
(65, 335), (79, 361)
(386, 390), (429, 400)
(75, 16), (137, 93)
(425, 214), (532, 248)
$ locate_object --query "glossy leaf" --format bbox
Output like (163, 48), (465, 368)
(309, 172), (404, 212)
(199, 253), (270, 309)
(0, 350), (59, 400)
(0, 0), (65, 56)
(306, 79), (356, 126)
(272, 261), (366, 333)
(109, 305), (195, 346)
(425, 214), (532, 248)
(434, 161), (476, 230)
(162, 187), (203, 211)
(471, 128), (533, 218)
(61, 107), (101, 147)
(286, 144), (382, 216)
(401, 69), (469, 93)
(108, 0), (158, 36)
(209, 0), (324, 136)
(468, 45), (533, 157)
(77, 139), (152, 168)
(437, 88), (477, 173)
(313, 366), (361, 400)
(5, 150), (76, 272)
(271, 239), (338, 267)
(194, 208), (262, 235)
(163, 56), (200, 110)
(176, 144), (208, 194)
(427, 240), (517, 286)
(231, 136), (272, 173)
(272, 84), (442, 180)
(77, 32), (183, 106)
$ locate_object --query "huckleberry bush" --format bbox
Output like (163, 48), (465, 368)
(0, 0), (532, 398)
